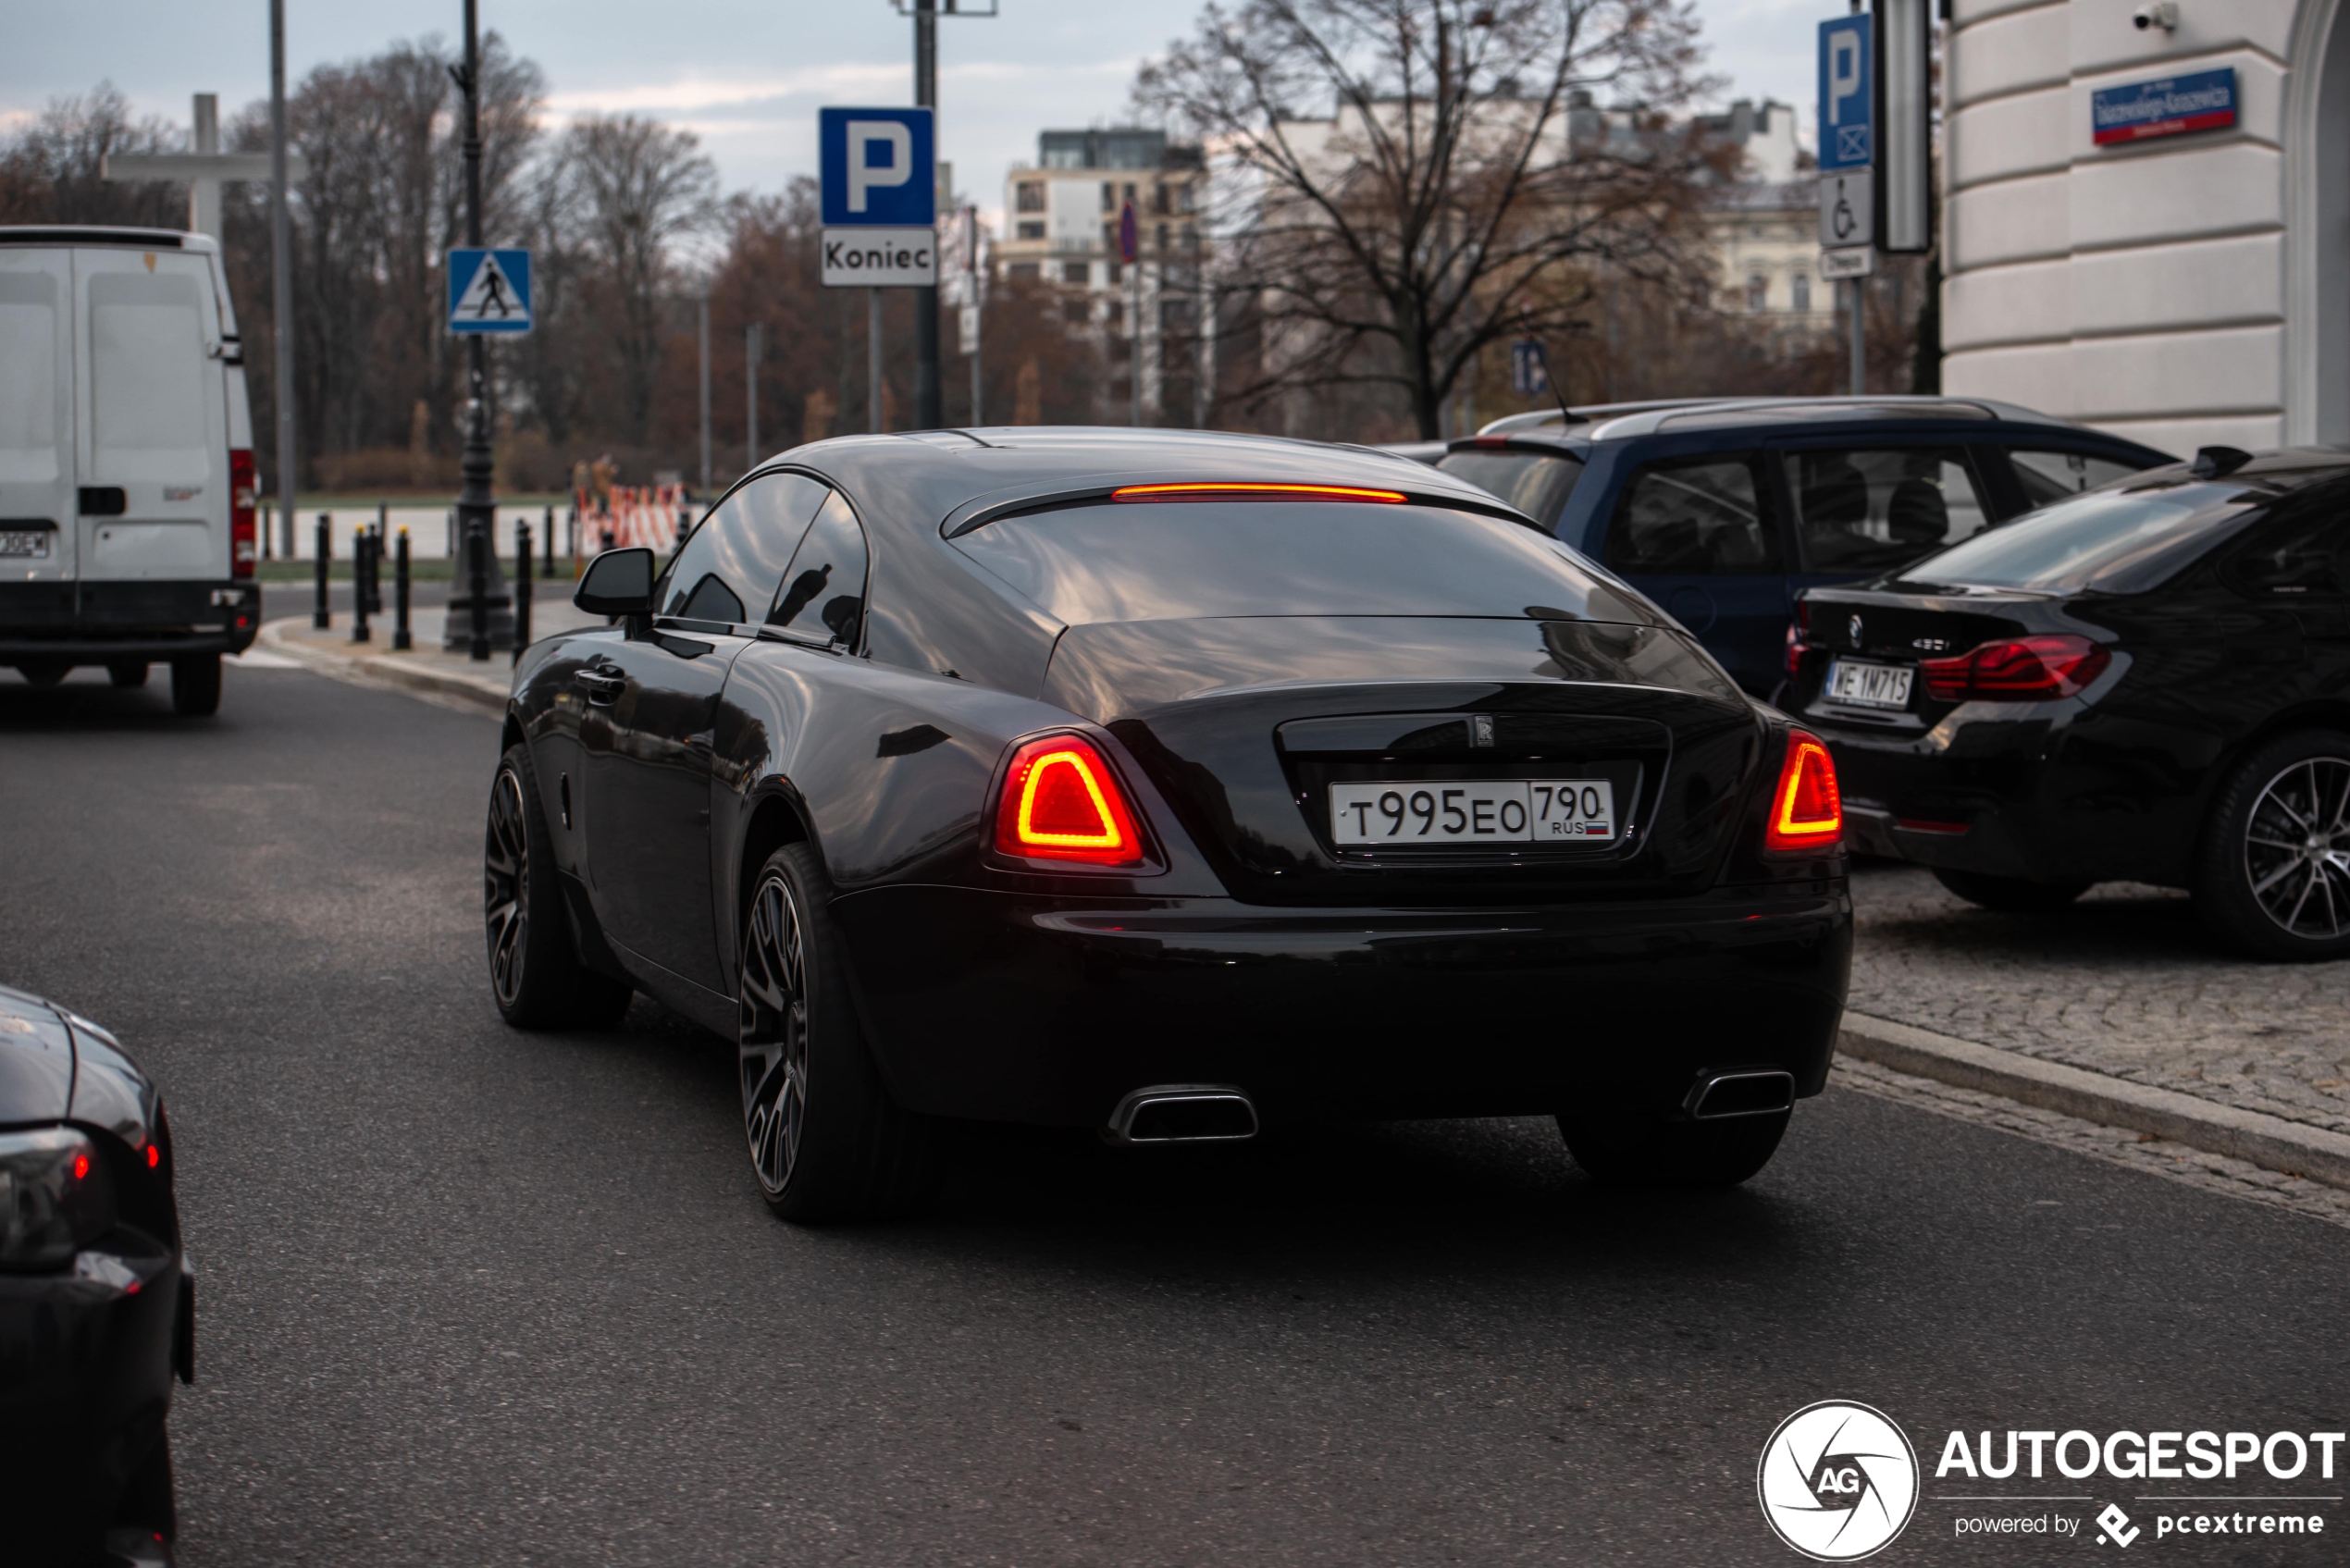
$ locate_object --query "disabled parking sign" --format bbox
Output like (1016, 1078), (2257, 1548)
(447, 248), (532, 335)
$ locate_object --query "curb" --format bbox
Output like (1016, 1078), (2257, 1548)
(1839, 1012), (2350, 1191)
(258, 618), (509, 715)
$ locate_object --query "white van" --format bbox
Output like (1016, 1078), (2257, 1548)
(0, 226), (262, 715)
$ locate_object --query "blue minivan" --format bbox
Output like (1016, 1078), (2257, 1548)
(1431, 398), (2173, 695)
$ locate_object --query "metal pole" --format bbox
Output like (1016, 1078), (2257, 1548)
(270, 0), (296, 566)
(392, 527), (412, 649)
(449, 0), (510, 661)
(967, 204), (983, 426)
(1848, 277), (1866, 396)
(869, 289), (884, 433)
(912, 0), (941, 430)
(542, 503), (555, 577)
(698, 293), (711, 490)
(1130, 258), (1141, 426)
(745, 322), (761, 467)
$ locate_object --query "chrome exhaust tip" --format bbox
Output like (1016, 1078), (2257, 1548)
(1686, 1069), (1796, 1120)
(1106, 1084), (1259, 1144)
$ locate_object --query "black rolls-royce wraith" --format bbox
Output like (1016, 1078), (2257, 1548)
(486, 429), (1851, 1216)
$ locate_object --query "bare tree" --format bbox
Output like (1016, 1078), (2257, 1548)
(1136, 0), (1722, 438)
(561, 115), (718, 441)
(0, 82), (182, 228)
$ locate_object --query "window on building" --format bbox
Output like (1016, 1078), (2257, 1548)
(1064, 299), (1091, 325)
(1107, 298), (1124, 327)
(1008, 262), (1041, 281)
(1015, 181), (1045, 214)
(1176, 182), (1195, 214)
(1792, 274), (1811, 314)
(1062, 260), (1090, 285)
(1153, 183), (1170, 215)
(1106, 261), (1122, 286)
(1016, 221), (1045, 241)
(1101, 181), (1115, 213)
(1161, 297), (1194, 330)
(1109, 339), (1132, 364)
(1121, 182), (1137, 205)
(1746, 274), (1769, 313)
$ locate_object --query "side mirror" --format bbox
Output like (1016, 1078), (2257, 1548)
(575, 547), (656, 617)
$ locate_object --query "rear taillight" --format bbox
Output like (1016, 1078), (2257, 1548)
(1765, 731), (1842, 852)
(1785, 623), (1806, 681)
(994, 734), (1147, 867)
(229, 448), (257, 578)
(1918, 635), (2108, 703)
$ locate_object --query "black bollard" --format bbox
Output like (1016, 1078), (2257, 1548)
(370, 505), (388, 616)
(542, 505), (556, 578)
(313, 513), (330, 629)
(392, 527), (413, 650)
(513, 519), (533, 665)
(351, 525), (372, 642)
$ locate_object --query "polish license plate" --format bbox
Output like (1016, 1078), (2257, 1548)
(1330, 779), (1616, 845)
(0, 530), (50, 558)
(1825, 658), (1914, 710)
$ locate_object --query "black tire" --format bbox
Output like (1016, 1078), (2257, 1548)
(485, 744), (633, 1027)
(19, 659), (68, 686)
(1558, 1103), (1789, 1190)
(737, 844), (932, 1222)
(2193, 730), (2350, 962)
(108, 661), (150, 688)
(168, 654), (220, 716)
(1930, 867), (2092, 912)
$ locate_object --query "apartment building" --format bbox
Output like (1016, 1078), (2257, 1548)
(1699, 100), (1837, 333)
(996, 128), (1211, 422)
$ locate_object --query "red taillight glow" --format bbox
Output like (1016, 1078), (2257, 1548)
(70, 1152), (91, 1181)
(229, 447), (258, 579)
(1109, 482), (1406, 504)
(994, 735), (1146, 866)
(146, 1143), (161, 1168)
(1766, 732), (1843, 852)
(1919, 635), (2109, 703)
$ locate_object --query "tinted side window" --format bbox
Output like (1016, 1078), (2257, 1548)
(2010, 449), (2145, 509)
(1434, 450), (1584, 526)
(656, 471), (831, 627)
(1602, 454), (1781, 574)
(770, 489), (869, 645)
(1783, 447), (1993, 571)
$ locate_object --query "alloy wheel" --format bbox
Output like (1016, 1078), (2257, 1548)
(739, 872), (810, 1198)
(2242, 755), (2350, 939)
(484, 769), (530, 1005)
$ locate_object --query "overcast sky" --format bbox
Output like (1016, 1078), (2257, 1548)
(5, 0), (1845, 223)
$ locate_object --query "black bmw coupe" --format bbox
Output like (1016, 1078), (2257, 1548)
(487, 429), (1850, 1216)
(1789, 446), (2350, 960)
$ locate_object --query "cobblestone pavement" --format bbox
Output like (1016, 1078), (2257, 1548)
(1832, 1058), (2350, 1232)
(1848, 863), (2350, 1136)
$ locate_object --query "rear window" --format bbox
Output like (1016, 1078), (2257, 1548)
(1888, 480), (2264, 594)
(1435, 450), (1583, 526)
(950, 500), (1653, 625)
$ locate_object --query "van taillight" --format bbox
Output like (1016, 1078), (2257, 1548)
(1765, 731), (1842, 852)
(993, 734), (1147, 866)
(229, 448), (257, 579)
(1918, 635), (2108, 702)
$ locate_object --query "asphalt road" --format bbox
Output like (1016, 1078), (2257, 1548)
(4, 661), (2347, 1566)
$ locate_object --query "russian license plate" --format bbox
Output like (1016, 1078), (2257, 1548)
(0, 530), (50, 558)
(1825, 658), (1914, 710)
(1330, 779), (1616, 845)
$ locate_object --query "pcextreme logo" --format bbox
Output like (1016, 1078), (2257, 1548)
(1759, 1401), (1922, 1561)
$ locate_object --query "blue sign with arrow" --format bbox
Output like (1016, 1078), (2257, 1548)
(447, 248), (532, 335)
(1817, 13), (1874, 174)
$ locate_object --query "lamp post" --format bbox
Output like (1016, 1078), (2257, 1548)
(443, 0), (513, 658)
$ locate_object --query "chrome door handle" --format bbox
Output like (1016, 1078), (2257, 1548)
(575, 669), (625, 705)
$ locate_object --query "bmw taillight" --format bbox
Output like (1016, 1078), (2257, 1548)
(1918, 635), (2108, 703)
(994, 734), (1147, 867)
(1765, 731), (1842, 852)
(229, 448), (258, 579)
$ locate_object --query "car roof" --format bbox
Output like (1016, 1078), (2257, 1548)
(1461, 394), (2090, 454)
(767, 426), (1538, 540)
(0, 224), (216, 253)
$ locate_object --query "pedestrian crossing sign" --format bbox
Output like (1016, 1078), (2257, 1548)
(446, 248), (532, 335)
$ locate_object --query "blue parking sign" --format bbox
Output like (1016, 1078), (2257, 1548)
(447, 248), (532, 335)
(1818, 14), (1873, 173)
(821, 107), (935, 228)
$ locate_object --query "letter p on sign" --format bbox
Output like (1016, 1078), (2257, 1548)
(847, 121), (911, 214)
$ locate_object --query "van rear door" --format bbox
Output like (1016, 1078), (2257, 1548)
(0, 246), (75, 598)
(73, 245), (229, 585)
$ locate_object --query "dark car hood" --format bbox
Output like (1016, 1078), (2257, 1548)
(0, 982), (158, 1144)
(0, 983), (76, 1122)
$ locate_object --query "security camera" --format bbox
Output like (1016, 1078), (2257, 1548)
(2133, 2), (2178, 31)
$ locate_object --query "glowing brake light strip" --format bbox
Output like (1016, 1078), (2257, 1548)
(1768, 735), (1843, 847)
(1015, 747), (1128, 850)
(1109, 482), (1406, 503)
